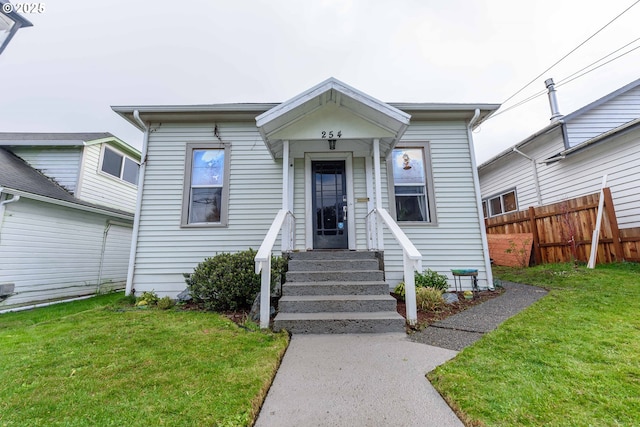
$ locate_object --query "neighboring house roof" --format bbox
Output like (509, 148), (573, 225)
(0, 148), (133, 220)
(0, 132), (141, 160)
(478, 77), (640, 170)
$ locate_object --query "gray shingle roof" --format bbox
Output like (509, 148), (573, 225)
(0, 132), (115, 141)
(0, 148), (132, 218)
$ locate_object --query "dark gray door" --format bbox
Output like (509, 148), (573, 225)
(312, 161), (348, 249)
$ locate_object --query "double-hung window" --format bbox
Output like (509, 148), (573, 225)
(181, 142), (230, 227)
(100, 146), (139, 185)
(388, 143), (436, 223)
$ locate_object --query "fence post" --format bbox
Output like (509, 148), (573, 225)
(529, 206), (542, 265)
(603, 187), (623, 261)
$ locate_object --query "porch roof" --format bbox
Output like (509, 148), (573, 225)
(255, 78), (411, 159)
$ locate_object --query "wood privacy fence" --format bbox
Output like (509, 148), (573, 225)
(484, 188), (640, 265)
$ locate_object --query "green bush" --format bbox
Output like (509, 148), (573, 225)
(416, 287), (445, 311)
(157, 296), (175, 310)
(393, 282), (405, 300)
(184, 249), (286, 312)
(415, 269), (449, 291)
(136, 291), (159, 307)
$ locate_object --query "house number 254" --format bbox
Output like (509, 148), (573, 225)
(321, 131), (342, 139)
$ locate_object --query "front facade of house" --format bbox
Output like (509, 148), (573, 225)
(0, 133), (140, 310)
(479, 78), (640, 229)
(115, 79), (499, 298)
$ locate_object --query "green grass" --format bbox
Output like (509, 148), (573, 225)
(429, 262), (640, 427)
(0, 293), (289, 427)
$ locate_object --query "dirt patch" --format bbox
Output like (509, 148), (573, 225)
(395, 289), (504, 331)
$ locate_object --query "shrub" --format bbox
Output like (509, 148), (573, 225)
(393, 282), (405, 300)
(157, 296), (175, 310)
(184, 249), (286, 312)
(415, 269), (449, 291)
(136, 291), (159, 307)
(416, 287), (445, 311)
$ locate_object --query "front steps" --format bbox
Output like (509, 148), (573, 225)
(273, 251), (405, 334)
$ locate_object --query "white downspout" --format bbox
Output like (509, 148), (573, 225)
(0, 189), (21, 239)
(512, 147), (543, 206)
(467, 110), (494, 290)
(125, 110), (149, 296)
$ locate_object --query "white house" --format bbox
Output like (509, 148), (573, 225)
(0, 133), (140, 310)
(479, 78), (640, 230)
(113, 78), (498, 330)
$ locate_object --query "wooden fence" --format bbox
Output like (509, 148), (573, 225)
(485, 188), (640, 265)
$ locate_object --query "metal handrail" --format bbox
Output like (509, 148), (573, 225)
(255, 209), (295, 328)
(366, 208), (422, 325)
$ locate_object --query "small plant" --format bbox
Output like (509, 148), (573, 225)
(415, 269), (449, 291)
(505, 238), (532, 268)
(157, 296), (175, 310)
(416, 287), (445, 311)
(184, 249), (286, 312)
(136, 291), (159, 307)
(393, 282), (406, 300)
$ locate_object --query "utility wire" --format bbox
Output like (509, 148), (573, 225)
(500, 0), (640, 106)
(488, 37), (640, 119)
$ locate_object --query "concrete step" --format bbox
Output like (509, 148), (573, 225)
(286, 270), (384, 283)
(287, 259), (380, 272)
(273, 311), (406, 334)
(287, 250), (380, 261)
(283, 281), (390, 296)
(279, 294), (398, 313)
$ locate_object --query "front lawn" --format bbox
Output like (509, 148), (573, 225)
(0, 293), (289, 427)
(429, 262), (640, 426)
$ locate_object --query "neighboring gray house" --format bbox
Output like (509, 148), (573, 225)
(479, 78), (640, 229)
(0, 133), (140, 310)
(113, 78), (499, 328)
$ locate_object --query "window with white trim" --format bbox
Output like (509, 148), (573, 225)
(181, 142), (230, 226)
(484, 189), (517, 217)
(388, 143), (436, 223)
(100, 146), (139, 185)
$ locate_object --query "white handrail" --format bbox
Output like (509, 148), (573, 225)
(367, 208), (422, 325)
(255, 209), (294, 328)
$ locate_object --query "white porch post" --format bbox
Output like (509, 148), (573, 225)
(281, 140), (291, 252)
(372, 138), (384, 250)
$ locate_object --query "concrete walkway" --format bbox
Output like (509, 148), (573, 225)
(255, 282), (547, 426)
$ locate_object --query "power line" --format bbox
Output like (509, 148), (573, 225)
(500, 0), (640, 106)
(487, 37), (640, 120)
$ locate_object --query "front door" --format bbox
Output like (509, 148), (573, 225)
(312, 161), (348, 249)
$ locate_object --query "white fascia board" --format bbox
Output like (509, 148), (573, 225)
(84, 136), (141, 159)
(2, 188), (134, 221)
(257, 78), (410, 128)
(0, 139), (84, 147)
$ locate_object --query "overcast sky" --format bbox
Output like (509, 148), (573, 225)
(2, 0), (639, 164)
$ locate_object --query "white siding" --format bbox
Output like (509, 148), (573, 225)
(76, 144), (138, 213)
(479, 132), (565, 211)
(9, 146), (82, 194)
(131, 123), (283, 297)
(383, 121), (491, 289)
(480, 126), (640, 229)
(565, 86), (640, 147)
(100, 224), (133, 291)
(537, 131), (640, 228)
(0, 198), (132, 309)
(133, 120), (492, 295)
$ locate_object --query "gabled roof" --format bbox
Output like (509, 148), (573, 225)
(478, 77), (640, 170)
(0, 132), (141, 160)
(0, 148), (132, 220)
(256, 77), (411, 158)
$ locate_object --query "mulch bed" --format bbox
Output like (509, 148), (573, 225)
(395, 289), (504, 331)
